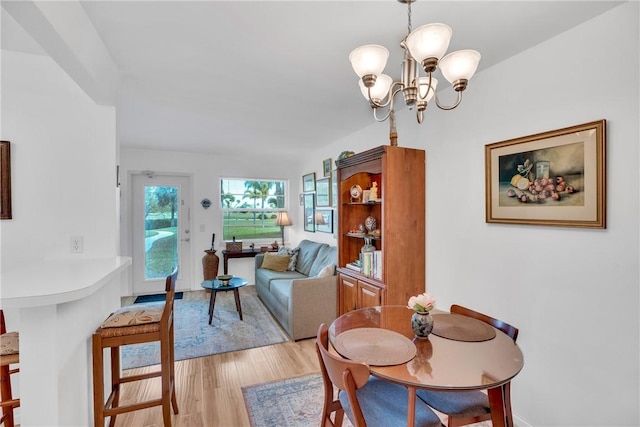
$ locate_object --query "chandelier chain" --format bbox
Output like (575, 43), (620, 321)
(407, 0), (413, 35)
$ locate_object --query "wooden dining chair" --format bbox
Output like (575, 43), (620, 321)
(92, 267), (179, 427)
(416, 304), (519, 427)
(0, 311), (20, 427)
(315, 323), (443, 427)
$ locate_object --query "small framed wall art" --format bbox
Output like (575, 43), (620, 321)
(315, 177), (331, 207)
(303, 193), (315, 232)
(1, 141), (12, 220)
(323, 158), (332, 177)
(302, 172), (315, 193)
(315, 209), (333, 233)
(485, 119), (606, 228)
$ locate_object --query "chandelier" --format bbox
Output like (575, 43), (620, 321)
(349, 0), (481, 123)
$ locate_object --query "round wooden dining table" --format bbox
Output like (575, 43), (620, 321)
(329, 305), (524, 427)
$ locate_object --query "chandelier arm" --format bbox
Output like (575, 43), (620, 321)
(372, 84), (405, 122)
(368, 81), (404, 109)
(434, 89), (463, 111)
(418, 73), (433, 101)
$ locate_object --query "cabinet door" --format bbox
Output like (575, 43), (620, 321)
(358, 281), (381, 309)
(339, 274), (358, 314)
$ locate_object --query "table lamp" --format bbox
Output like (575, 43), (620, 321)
(275, 211), (292, 247)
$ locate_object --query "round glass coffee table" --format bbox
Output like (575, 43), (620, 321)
(200, 277), (248, 325)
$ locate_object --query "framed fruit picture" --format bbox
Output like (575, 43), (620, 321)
(485, 120), (606, 228)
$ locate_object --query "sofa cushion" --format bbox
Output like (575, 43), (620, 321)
(270, 279), (293, 309)
(295, 240), (328, 276)
(278, 246), (300, 271)
(260, 252), (291, 272)
(316, 264), (336, 278)
(256, 268), (306, 292)
(309, 246), (337, 277)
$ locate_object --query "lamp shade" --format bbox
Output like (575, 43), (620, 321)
(405, 23), (452, 62)
(438, 49), (481, 83)
(314, 212), (326, 225)
(359, 74), (393, 101)
(276, 211), (292, 226)
(349, 44), (389, 78)
(417, 76), (438, 102)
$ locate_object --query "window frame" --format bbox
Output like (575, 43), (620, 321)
(220, 177), (289, 244)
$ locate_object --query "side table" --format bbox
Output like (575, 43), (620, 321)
(200, 277), (248, 325)
(222, 249), (277, 274)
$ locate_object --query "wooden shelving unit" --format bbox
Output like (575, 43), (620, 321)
(335, 145), (425, 315)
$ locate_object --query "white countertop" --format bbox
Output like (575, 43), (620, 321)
(0, 256), (132, 308)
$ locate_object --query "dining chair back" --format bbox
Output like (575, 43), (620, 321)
(0, 311), (20, 427)
(416, 304), (519, 427)
(315, 323), (442, 427)
(451, 304), (519, 341)
(92, 267), (179, 427)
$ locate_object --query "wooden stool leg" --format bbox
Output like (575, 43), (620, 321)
(169, 320), (179, 414)
(92, 334), (105, 427)
(108, 346), (121, 427)
(160, 335), (172, 426)
(1, 364), (15, 427)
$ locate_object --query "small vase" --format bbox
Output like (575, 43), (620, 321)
(411, 311), (434, 339)
(361, 237), (376, 254)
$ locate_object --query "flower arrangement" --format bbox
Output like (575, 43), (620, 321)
(407, 292), (436, 313)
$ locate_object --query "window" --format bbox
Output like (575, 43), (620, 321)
(220, 178), (287, 242)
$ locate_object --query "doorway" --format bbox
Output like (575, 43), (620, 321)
(131, 173), (192, 294)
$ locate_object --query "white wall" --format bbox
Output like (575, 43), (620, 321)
(0, 49), (120, 425)
(0, 50), (118, 269)
(313, 3), (638, 425)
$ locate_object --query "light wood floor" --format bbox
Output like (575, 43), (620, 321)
(112, 288), (320, 427)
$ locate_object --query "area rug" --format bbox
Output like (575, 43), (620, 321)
(134, 292), (183, 304)
(243, 374), (353, 427)
(121, 293), (290, 369)
(243, 374), (492, 427)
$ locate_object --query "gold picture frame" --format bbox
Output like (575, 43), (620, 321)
(485, 120), (606, 228)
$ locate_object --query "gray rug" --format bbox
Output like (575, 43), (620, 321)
(243, 374), (492, 427)
(243, 374), (351, 427)
(121, 293), (290, 369)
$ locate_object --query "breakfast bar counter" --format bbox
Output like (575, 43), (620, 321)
(0, 256), (132, 426)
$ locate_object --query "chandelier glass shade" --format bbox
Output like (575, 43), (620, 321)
(349, 0), (481, 123)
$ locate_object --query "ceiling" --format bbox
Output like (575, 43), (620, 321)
(2, 1), (623, 157)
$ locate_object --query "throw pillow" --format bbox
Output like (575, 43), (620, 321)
(278, 246), (300, 271)
(317, 264), (336, 278)
(261, 252), (291, 272)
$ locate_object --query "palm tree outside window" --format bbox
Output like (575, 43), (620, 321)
(220, 178), (287, 243)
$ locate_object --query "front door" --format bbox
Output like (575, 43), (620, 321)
(132, 173), (192, 294)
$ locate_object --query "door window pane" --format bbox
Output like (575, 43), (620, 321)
(145, 185), (179, 279)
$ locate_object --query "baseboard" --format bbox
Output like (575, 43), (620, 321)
(514, 413), (533, 427)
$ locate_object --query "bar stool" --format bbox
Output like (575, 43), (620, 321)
(0, 310), (20, 427)
(92, 267), (179, 427)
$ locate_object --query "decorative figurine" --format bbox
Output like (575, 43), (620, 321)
(370, 182), (378, 200)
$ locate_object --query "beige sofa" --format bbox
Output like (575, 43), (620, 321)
(254, 240), (337, 340)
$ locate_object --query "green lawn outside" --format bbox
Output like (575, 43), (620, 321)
(146, 227), (177, 279)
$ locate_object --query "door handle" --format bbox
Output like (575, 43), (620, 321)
(181, 238), (190, 242)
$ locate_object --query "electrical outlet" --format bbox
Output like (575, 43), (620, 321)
(70, 236), (83, 253)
